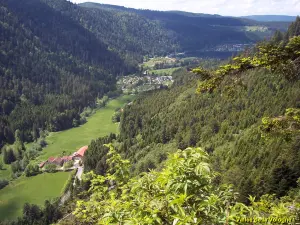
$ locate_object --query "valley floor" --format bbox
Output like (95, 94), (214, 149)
(0, 95), (134, 221)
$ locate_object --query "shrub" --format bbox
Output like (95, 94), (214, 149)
(64, 160), (74, 170)
(24, 163), (40, 177)
(45, 164), (57, 173)
(112, 111), (121, 123)
(0, 179), (8, 190)
(62, 169), (77, 194)
(37, 138), (47, 148)
(0, 160), (3, 170)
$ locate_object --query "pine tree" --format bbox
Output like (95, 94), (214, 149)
(7, 149), (16, 164)
(272, 30), (283, 44)
(3, 149), (8, 164)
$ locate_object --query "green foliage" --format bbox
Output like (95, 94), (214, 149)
(285, 16), (300, 38)
(74, 146), (300, 224)
(3, 147), (16, 164)
(24, 163), (40, 177)
(15, 200), (62, 225)
(63, 161), (74, 170)
(11, 160), (22, 174)
(119, 66), (300, 198)
(81, 2), (288, 54)
(192, 67), (212, 80)
(96, 95), (109, 108)
(194, 33), (300, 94)
(36, 96), (133, 162)
(44, 164), (57, 173)
(83, 134), (116, 175)
(261, 108), (300, 139)
(112, 110), (122, 123)
(62, 169), (77, 195)
(0, 0), (138, 147)
(0, 179), (8, 190)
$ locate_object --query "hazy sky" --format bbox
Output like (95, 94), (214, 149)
(70, 0), (300, 16)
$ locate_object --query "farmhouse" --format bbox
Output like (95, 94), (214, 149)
(39, 146), (88, 168)
(72, 146), (88, 160)
(39, 156), (73, 168)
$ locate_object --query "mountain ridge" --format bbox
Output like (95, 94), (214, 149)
(241, 15), (297, 22)
(79, 2), (291, 55)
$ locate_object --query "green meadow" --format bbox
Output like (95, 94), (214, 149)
(38, 95), (134, 161)
(150, 67), (181, 76)
(0, 163), (11, 181)
(0, 95), (134, 220)
(0, 172), (70, 220)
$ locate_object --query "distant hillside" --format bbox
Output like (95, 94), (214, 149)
(79, 2), (291, 56)
(242, 15), (297, 22)
(0, 0), (134, 145)
(79, 3), (221, 18)
(117, 18), (300, 202)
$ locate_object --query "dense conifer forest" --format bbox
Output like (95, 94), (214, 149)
(80, 2), (291, 53)
(0, 0), (292, 147)
(74, 17), (300, 224)
(116, 18), (300, 200)
(1, 0), (300, 224)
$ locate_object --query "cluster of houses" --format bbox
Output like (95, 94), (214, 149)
(39, 146), (88, 168)
(118, 75), (174, 92)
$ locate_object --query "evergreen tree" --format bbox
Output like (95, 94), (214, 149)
(3, 148), (16, 164)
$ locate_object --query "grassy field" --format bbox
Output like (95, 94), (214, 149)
(0, 95), (134, 221)
(0, 163), (11, 181)
(0, 172), (70, 220)
(142, 57), (176, 68)
(149, 67), (181, 76)
(37, 95), (134, 161)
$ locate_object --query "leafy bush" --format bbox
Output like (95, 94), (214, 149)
(112, 111), (121, 123)
(44, 164), (57, 173)
(63, 160), (74, 170)
(97, 95), (109, 108)
(74, 145), (300, 224)
(62, 169), (77, 195)
(11, 160), (22, 173)
(24, 163), (40, 177)
(37, 138), (47, 148)
(0, 179), (9, 190)
(0, 160), (3, 170)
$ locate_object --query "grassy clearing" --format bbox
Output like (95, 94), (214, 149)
(0, 172), (70, 220)
(0, 162), (11, 181)
(142, 57), (176, 68)
(37, 95), (134, 161)
(0, 164), (11, 180)
(149, 67), (181, 76)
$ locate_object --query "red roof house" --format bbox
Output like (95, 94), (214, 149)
(39, 161), (46, 168)
(48, 157), (56, 163)
(72, 146), (88, 159)
(40, 156), (73, 168)
(39, 146), (88, 168)
(61, 156), (73, 161)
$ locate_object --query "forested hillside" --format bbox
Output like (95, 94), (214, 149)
(1, 0), (300, 223)
(0, 0), (138, 146)
(242, 15), (297, 22)
(80, 2), (291, 53)
(43, 0), (176, 64)
(0, 0), (180, 147)
(0, 0), (293, 148)
(81, 18), (300, 206)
